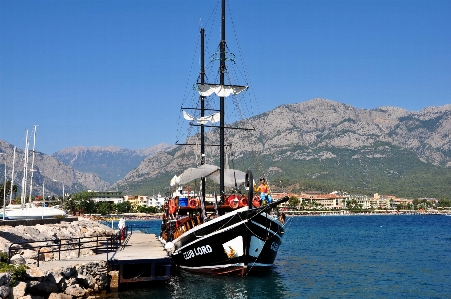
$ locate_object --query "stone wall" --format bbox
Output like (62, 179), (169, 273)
(0, 218), (116, 299)
(1, 261), (110, 299)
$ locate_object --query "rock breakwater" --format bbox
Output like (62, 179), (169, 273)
(0, 217), (116, 299)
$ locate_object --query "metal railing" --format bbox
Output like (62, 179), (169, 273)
(8, 227), (130, 267)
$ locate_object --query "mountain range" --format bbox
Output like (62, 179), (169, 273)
(0, 141), (172, 197)
(113, 99), (451, 199)
(1, 99), (450, 199)
(51, 144), (174, 184)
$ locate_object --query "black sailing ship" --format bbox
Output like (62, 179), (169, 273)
(160, 0), (289, 276)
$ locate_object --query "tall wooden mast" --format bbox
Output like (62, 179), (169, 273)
(200, 27), (206, 216)
(219, 0), (226, 200)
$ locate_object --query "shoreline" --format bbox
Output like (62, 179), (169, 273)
(83, 210), (451, 222)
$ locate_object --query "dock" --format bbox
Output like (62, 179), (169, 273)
(37, 231), (172, 284)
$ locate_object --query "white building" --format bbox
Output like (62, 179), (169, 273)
(89, 191), (123, 204)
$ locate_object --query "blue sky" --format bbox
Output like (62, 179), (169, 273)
(1, 0), (450, 155)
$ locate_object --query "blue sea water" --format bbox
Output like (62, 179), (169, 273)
(114, 215), (451, 299)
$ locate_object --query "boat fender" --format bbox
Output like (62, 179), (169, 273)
(239, 196), (248, 207)
(189, 198), (199, 208)
(228, 196), (239, 209)
(165, 242), (175, 253)
(252, 195), (261, 208)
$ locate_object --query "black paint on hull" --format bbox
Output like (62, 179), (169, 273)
(168, 207), (285, 275)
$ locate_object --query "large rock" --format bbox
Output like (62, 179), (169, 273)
(12, 281), (27, 298)
(64, 284), (85, 297)
(0, 273), (11, 286)
(10, 254), (26, 265)
(26, 280), (60, 294)
(0, 285), (10, 298)
(25, 268), (45, 280)
(48, 293), (72, 299)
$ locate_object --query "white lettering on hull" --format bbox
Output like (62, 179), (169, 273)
(183, 245), (213, 260)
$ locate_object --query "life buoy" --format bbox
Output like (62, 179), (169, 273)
(252, 195), (261, 208)
(239, 196), (248, 207)
(228, 195), (239, 209)
(189, 198), (199, 208)
(169, 198), (176, 215)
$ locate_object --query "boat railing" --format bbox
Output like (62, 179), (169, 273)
(7, 230), (126, 267)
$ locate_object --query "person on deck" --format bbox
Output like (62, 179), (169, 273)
(254, 178), (272, 205)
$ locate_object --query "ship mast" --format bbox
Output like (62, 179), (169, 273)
(219, 0), (226, 200)
(200, 27), (207, 219)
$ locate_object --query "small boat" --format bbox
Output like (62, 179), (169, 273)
(5, 205), (66, 220)
(159, 0), (288, 276)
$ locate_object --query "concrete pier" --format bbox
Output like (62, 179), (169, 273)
(38, 231), (172, 283)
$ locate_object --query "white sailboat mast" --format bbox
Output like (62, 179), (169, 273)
(28, 125), (37, 204)
(20, 130), (29, 206)
(9, 146), (16, 205)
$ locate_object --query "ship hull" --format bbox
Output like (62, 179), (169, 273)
(165, 206), (285, 275)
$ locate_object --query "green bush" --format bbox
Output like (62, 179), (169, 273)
(0, 251), (28, 286)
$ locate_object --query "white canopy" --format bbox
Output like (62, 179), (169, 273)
(197, 83), (248, 97)
(170, 164), (246, 188)
(207, 168), (246, 187)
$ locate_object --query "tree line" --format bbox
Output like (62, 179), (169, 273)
(0, 182), (160, 216)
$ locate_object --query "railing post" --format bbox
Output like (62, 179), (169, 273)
(37, 247), (41, 267)
(78, 237), (81, 257)
(57, 238), (61, 260)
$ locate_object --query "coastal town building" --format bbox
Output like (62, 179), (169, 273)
(123, 194), (165, 208)
(88, 191), (124, 204)
(348, 194), (371, 209)
(149, 194), (165, 208)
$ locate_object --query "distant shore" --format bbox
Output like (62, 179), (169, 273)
(79, 209), (451, 222)
(282, 210), (451, 216)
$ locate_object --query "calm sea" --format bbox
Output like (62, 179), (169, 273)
(112, 215), (451, 299)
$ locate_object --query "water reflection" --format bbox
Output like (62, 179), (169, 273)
(117, 269), (288, 299)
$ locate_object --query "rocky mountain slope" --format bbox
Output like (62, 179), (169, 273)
(0, 140), (111, 197)
(2, 99), (450, 199)
(52, 143), (173, 184)
(114, 99), (451, 198)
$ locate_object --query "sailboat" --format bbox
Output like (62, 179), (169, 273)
(4, 126), (66, 220)
(159, 0), (289, 275)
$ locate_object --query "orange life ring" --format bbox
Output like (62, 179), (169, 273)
(239, 196), (248, 207)
(228, 195), (239, 209)
(252, 195), (261, 208)
(169, 198), (176, 215)
(189, 198), (199, 208)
